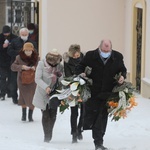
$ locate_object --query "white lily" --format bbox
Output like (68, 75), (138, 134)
(73, 77), (80, 82)
(56, 89), (66, 93)
(71, 89), (79, 96)
(61, 80), (70, 86)
(68, 99), (76, 107)
(79, 78), (86, 85)
(70, 82), (79, 91)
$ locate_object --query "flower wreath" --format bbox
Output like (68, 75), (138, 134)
(107, 73), (138, 121)
(49, 66), (92, 113)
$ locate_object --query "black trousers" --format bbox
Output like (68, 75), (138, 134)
(10, 71), (18, 100)
(70, 104), (84, 134)
(83, 99), (108, 147)
(42, 105), (57, 141)
(0, 67), (11, 97)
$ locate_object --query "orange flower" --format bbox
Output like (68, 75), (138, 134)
(108, 101), (118, 107)
(127, 97), (138, 110)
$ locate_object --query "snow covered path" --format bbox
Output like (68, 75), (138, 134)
(0, 94), (150, 150)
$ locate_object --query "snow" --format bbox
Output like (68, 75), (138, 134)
(0, 93), (150, 150)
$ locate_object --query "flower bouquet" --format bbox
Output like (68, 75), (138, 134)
(107, 73), (138, 121)
(49, 66), (92, 113)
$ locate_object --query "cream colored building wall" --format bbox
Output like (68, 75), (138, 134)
(39, 0), (126, 59)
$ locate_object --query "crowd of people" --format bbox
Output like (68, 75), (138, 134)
(0, 24), (127, 150)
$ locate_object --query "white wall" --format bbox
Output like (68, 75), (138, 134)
(40, 0), (125, 58)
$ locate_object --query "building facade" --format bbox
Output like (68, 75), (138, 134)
(38, 0), (150, 98)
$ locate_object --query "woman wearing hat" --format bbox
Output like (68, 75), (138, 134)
(11, 42), (39, 122)
(32, 49), (63, 142)
(63, 44), (84, 143)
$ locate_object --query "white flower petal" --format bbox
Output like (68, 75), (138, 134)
(73, 77), (80, 81)
(68, 99), (76, 107)
(61, 80), (70, 86)
(71, 90), (79, 96)
(79, 78), (86, 85)
(56, 89), (65, 93)
(70, 82), (79, 91)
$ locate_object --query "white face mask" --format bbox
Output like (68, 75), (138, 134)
(21, 36), (28, 41)
(24, 50), (32, 56)
(29, 30), (34, 34)
(100, 51), (111, 58)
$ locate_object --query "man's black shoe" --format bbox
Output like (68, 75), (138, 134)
(1, 96), (5, 101)
(12, 98), (18, 104)
(95, 145), (108, 150)
(77, 132), (83, 140)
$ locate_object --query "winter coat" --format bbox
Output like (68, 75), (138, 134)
(11, 52), (39, 108)
(0, 33), (17, 68)
(32, 59), (63, 110)
(63, 52), (84, 77)
(7, 37), (37, 64)
(76, 48), (127, 107)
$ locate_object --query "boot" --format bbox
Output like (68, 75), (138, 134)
(72, 133), (77, 143)
(28, 109), (34, 122)
(77, 131), (83, 140)
(22, 108), (26, 121)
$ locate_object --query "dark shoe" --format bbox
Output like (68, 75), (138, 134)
(44, 136), (51, 143)
(12, 98), (18, 104)
(72, 133), (78, 143)
(7, 94), (12, 98)
(22, 108), (26, 121)
(95, 145), (108, 150)
(1, 96), (5, 101)
(28, 109), (34, 122)
(77, 132), (83, 140)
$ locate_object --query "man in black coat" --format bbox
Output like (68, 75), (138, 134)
(7, 27), (37, 104)
(0, 25), (17, 100)
(76, 39), (127, 150)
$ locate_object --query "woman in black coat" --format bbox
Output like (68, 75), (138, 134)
(63, 44), (84, 143)
(75, 39), (127, 150)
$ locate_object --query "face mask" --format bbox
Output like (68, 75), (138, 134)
(29, 30), (34, 34)
(24, 50), (32, 56)
(21, 36), (28, 41)
(47, 62), (58, 67)
(100, 51), (111, 58)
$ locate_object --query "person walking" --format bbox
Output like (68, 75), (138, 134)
(75, 39), (127, 150)
(32, 49), (63, 142)
(11, 42), (39, 121)
(7, 27), (37, 104)
(27, 23), (39, 51)
(0, 25), (17, 100)
(63, 44), (84, 143)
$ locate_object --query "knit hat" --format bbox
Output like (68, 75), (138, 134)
(46, 49), (62, 65)
(68, 44), (81, 57)
(2, 25), (11, 34)
(23, 42), (34, 51)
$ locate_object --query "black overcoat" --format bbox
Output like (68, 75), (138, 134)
(76, 48), (127, 106)
(76, 48), (127, 129)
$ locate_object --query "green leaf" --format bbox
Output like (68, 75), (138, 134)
(59, 103), (69, 114)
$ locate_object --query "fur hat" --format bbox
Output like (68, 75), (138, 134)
(68, 44), (81, 57)
(23, 42), (34, 51)
(2, 25), (11, 33)
(46, 49), (62, 64)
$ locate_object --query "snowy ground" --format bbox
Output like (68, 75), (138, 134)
(0, 93), (150, 150)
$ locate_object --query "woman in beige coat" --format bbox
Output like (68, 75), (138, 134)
(11, 42), (39, 122)
(32, 49), (63, 142)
